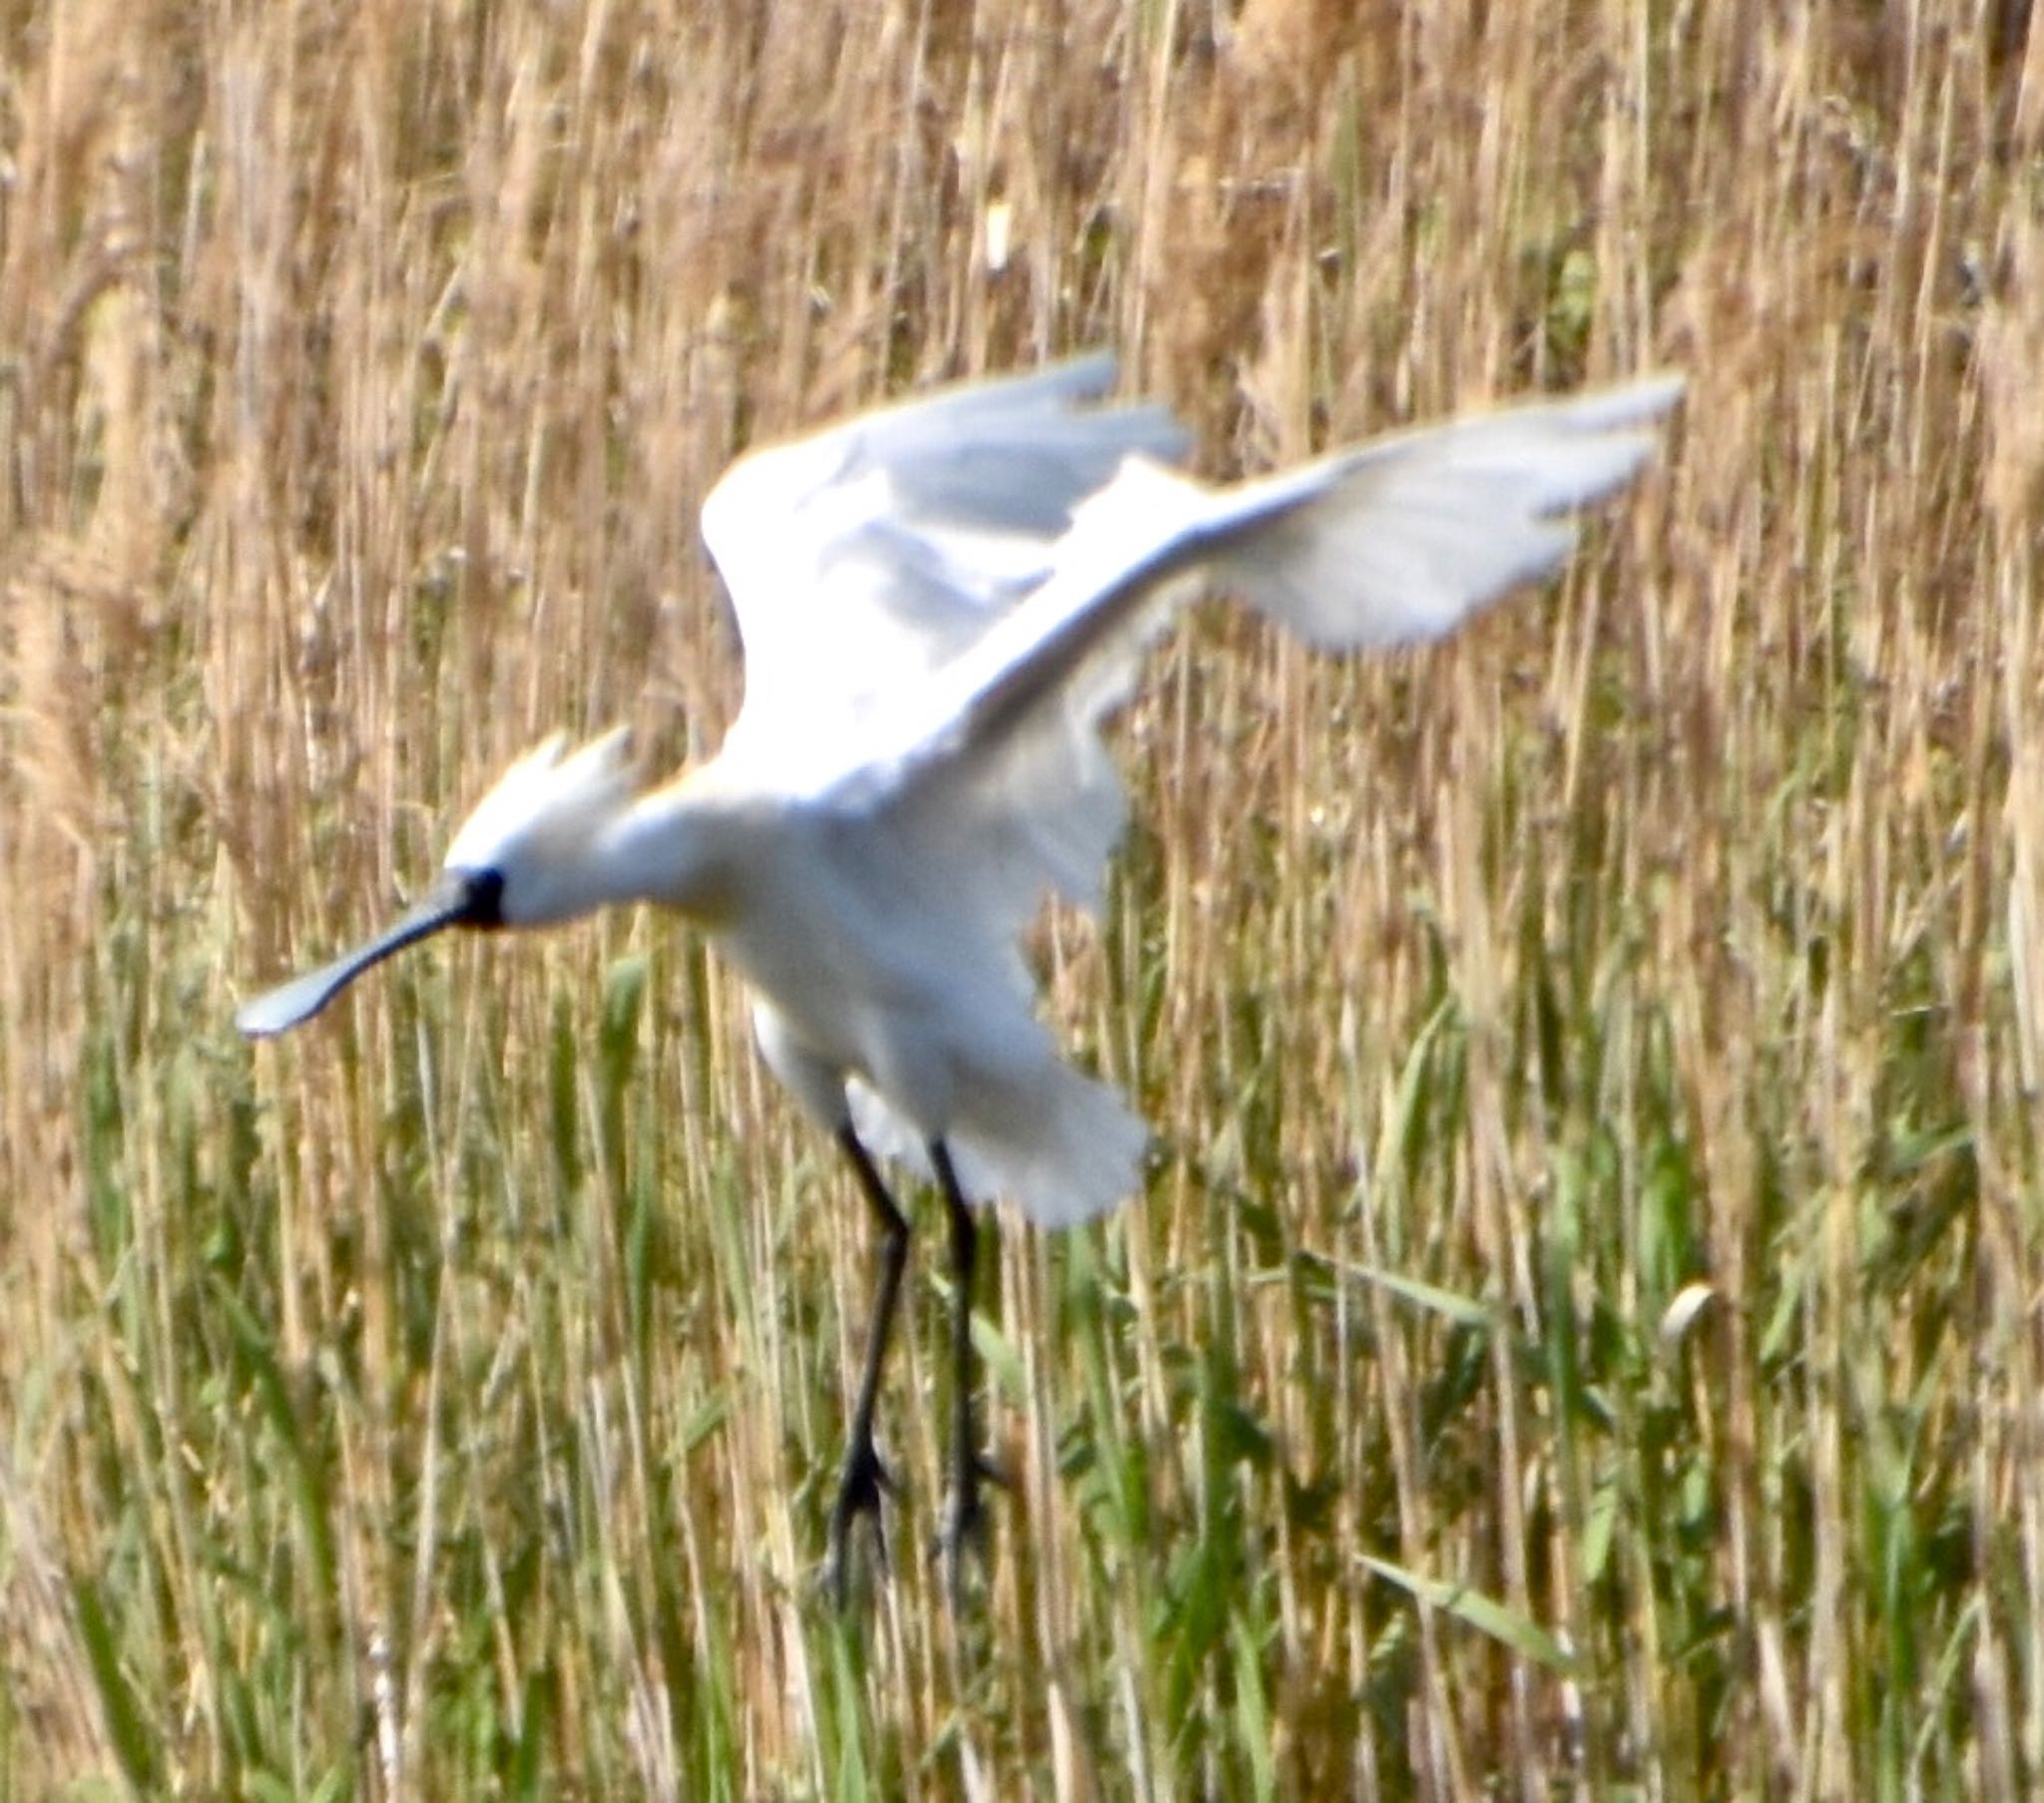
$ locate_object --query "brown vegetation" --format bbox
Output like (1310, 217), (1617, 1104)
(1, 0), (2039, 1796)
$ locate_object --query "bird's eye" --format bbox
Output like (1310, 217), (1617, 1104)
(455, 868), (509, 930)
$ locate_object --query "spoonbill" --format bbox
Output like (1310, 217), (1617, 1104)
(238, 352), (1681, 1596)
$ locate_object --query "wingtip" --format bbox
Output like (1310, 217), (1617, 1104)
(1015, 347), (1120, 403)
(1576, 368), (1687, 427)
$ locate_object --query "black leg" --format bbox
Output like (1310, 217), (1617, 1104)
(827, 1122), (911, 1604)
(931, 1139), (995, 1594)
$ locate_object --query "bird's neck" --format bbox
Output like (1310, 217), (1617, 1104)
(591, 769), (748, 925)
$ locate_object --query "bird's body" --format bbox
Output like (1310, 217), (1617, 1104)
(239, 352), (1682, 1593)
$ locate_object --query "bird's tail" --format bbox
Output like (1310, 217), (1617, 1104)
(952, 1060), (1149, 1227)
(848, 1061), (1148, 1227)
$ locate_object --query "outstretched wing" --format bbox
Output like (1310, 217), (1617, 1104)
(901, 371), (1686, 763)
(823, 371), (1686, 916)
(701, 354), (1188, 762)
(813, 369), (1676, 887)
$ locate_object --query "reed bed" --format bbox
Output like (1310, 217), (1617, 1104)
(2, 1), (2039, 1796)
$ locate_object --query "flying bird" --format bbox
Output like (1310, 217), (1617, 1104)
(238, 352), (1682, 1596)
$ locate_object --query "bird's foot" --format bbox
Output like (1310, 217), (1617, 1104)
(825, 1434), (893, 1606)
(932, 1451), (1005, 1604)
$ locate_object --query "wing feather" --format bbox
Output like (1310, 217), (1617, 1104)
(701, 355), (1189, 758)
(818, 373), (1683, 921)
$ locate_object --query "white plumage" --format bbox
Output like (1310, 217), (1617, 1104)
(239, 351), (1681, 1587)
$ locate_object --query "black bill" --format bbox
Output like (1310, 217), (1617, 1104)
(236, 870), (497, 1038)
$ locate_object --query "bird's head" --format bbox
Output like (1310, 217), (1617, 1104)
(440, 728), (640, 927)
(237, 729), (640, 1038)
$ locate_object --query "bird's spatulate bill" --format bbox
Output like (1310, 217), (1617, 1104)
(236, 875), (482, 1038)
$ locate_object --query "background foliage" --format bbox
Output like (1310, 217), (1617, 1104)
(2, 1), (2041, 1796)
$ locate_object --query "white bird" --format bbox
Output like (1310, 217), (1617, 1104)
(238, 352), (1681, 1594)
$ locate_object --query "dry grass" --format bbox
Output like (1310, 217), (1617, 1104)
(2, 0), (2040, 1796)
